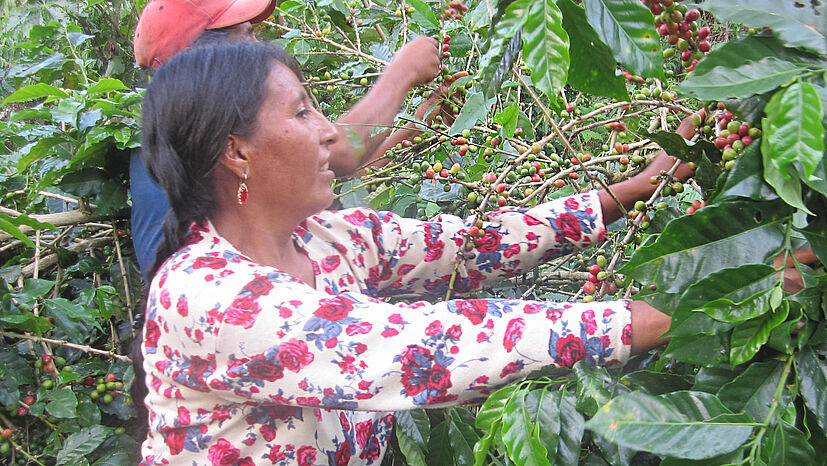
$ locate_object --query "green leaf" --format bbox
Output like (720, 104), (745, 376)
(2, 83), (69, 104)
(664, 307), (736, 339)
(585, 391), (753, 459)
(501, 388), (551, 465)
(474, 384), (519, 432)
(662, 333), (729, 366)
(406, 0), (439, 29)
(522, 0), (569, 97)
(473, 383), (519, 464)
(427, 421), (453, 466)
(447, 408), (480, 465)
(678, 264), (776, 316)
(572, 361), (613, 417)
(56, 426), (109, 465)
(582, 0), (662, 79)
(44, 298), (98, 341)
(660, 391), (734, 421)
(763, 80), (825, 190)
(84, 78), (128, 97)
(710, 143), (779, 203)
(619, 199), (790, 294)
(620, 372), (693, 395)
(678, 36), (808, 101)
(717, 359), (786, 422)
(763, 419), (817, 465)
(642, 130), (721, 189)
(0, 313), (54, 334)
(449, 92), (490, 134)
(729, 303), (789, 366)
(555, 389), (584, 466)
(0, 348), (34, 406)
(800, 213), (827, 273)
(692, 365), (745, 394)
(493, 102), (519, 139)
(394, 409), (430, 465)
(796, 346), (827, 431)
(525, 389), (561, 462)
(700, 288), (772, 323)
(0, 214), (34, 247)
(557, 0), (628, 100)
(15, 136), (67, 172)
(478, 0), (530, 100)
(698, 0), (826, 56)
(45, 387), (78, 418)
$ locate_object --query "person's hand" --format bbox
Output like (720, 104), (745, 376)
(643, 109), (704, 182)
(413, 72), (469, 127)
(388, 37), (441, 88)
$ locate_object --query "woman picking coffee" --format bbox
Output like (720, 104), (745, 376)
(138, 41), (698, 465)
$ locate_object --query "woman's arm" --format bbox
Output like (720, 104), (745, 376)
(598, 111), (702, 224)
(329, 37), (441, 176)
(200, 274), (636, 411)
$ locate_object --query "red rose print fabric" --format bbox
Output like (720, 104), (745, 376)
(140, 191), (631, 464)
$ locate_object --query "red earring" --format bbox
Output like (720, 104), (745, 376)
(237, 173), (248, 205)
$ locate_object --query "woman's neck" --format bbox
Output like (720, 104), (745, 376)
(210, 206), (317, 287)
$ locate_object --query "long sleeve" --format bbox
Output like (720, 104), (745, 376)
(206, 275), (631, 411)
(140, 209), (625, 465)
(301, 190), (607, 298)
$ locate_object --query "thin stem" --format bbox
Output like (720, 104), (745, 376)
(0, 331), (132, 362)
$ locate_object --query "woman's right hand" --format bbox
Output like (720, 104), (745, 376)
(387, 37), (441, 88)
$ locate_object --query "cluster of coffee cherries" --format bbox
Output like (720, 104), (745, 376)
(581, 253), (620, 300)
(643, 0), (711, 72)
(83, 372), (125, 405)
(698, 103), (761, 170)
(441, 33), (452, 58)
(441, 1), (468, 21)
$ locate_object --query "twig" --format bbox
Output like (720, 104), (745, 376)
(0, 331), (131, 362)
(111, 222), (134, 325)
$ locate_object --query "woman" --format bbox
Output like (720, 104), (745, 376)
(139, 41), (692, 465)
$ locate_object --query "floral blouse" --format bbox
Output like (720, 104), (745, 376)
(140, 190), (632, 465)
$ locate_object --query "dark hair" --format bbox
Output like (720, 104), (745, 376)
(142, 40), (303, 278)
(131, 41), (303, 433)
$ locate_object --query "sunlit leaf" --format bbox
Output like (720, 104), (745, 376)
(586, 391), (753, 459)
(502, 388), (550, 465)
(522, 0), (569, 97)
(583, 0), (662, 79)
(558, 0), (627, 100)
(698, 0), (826, 56)
(763, 80), (826, 200)
(678, 34), (814, 100)
(2, 82), (69, 104)
(620, 199), (791, 294)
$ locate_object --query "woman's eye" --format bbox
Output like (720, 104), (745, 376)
(297, 109), (311, 118)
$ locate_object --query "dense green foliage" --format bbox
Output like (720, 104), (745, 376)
(0, 0), (824, 464)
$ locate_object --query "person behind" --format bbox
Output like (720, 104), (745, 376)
(137, 40), (696, 464)
(130, 0), (444, 280)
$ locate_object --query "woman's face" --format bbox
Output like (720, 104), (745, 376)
(238, 62), (338, 215)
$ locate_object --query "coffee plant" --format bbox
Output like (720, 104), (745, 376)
(0, 0), (824, 464)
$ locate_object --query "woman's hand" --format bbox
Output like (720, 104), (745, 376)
(387, 37), (441, 88)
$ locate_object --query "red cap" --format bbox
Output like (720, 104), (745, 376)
(134, 0), (277, 69)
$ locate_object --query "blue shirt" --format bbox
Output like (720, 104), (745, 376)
(130, 150), (169, 281)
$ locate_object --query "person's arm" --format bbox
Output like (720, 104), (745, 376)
(598, 110), (703, 223)
(309, 190), (610, 299)
(329, 37), (440, 176)
(209, 275), (636, 410)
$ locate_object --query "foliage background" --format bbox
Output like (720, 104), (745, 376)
(0, 0), (824, 464)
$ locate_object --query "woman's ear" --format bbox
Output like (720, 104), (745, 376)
(220, 134), (250, 179)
